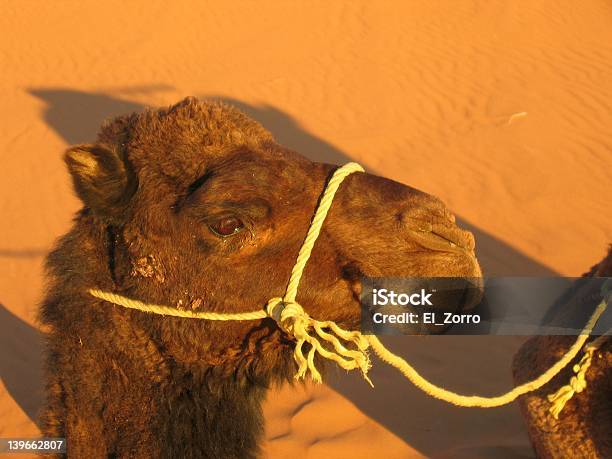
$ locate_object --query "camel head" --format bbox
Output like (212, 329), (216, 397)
(62, 97), (481, 381)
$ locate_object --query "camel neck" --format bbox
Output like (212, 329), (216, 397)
(148, 369), (267, 458)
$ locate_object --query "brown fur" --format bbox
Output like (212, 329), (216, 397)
(39, 97), (482, 458)
(513, 246), (612, 458)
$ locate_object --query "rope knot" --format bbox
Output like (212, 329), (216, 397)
(265, 297), (372, 386)
(265, 298), (309, 337)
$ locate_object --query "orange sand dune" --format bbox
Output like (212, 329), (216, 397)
(1, 1), (611, 458)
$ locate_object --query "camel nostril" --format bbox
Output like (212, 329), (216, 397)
(398, 211), (455, 234)
(430, 223), (475, 251)
(399, 208), (475, 252)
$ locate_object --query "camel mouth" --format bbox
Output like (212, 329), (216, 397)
(458, 275), (484, 312)
(363, 278), (485, 335)
(422, 280), (484, 334)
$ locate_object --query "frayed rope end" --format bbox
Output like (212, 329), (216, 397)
(547, 346), (596, 419)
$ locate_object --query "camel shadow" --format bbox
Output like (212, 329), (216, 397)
(19, 89), (556, 456)
(0, 303), (44, 425)
(201, 96), (351, 166)
(28, 88), (150, 144)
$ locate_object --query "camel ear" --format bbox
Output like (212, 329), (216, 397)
(64, 144), (137, 220)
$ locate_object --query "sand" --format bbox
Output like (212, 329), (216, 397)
(1, 1), (610, 457)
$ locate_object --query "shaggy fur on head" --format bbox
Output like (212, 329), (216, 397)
(40, 97), (481, 458)
(513, 245), (612, 459)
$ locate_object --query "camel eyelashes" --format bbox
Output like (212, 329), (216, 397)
(208, 216), (245, 238)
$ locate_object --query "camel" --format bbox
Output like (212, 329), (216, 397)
(39, 97), (482, 458)
(513, 246), (612, 458)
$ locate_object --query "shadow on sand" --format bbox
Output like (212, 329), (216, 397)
(28, 87), (162, 144)
(0, 303), (44, 424)
(11, 89), (555, 455)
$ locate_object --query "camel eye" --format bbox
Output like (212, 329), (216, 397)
(209, 216), (245, 237)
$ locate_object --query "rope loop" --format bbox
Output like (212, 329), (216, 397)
(265, 297), (286, 323)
